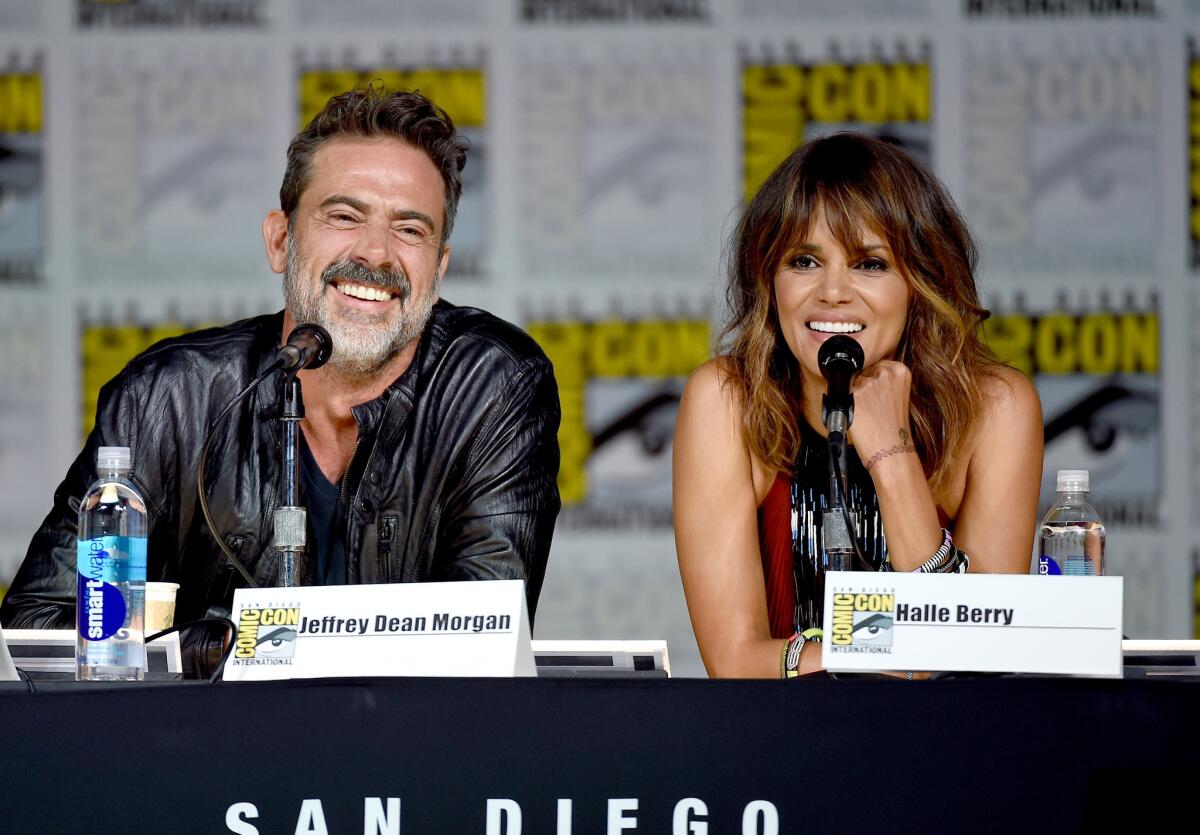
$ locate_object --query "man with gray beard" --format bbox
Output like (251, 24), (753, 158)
(1, 89), (562, 677)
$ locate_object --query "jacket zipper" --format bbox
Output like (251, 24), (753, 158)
(378, 514), (397, 582)
(339, 436), (361, 540)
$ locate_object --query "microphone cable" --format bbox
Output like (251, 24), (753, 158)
(195, 359), (284, 590)
(828, 447), (871, 572)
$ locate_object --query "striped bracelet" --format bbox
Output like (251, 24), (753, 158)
(781, 627), (823, 679)
(881, 528), (966, 573)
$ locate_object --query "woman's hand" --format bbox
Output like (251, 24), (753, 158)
(846, 359), (915, 467)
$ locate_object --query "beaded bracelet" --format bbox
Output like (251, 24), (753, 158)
(881, 528), (968, 574)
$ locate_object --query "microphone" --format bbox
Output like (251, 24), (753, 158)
(818, 334), (865, 441)
(278, 324), (333, 373)
(818, 334), (866, 573)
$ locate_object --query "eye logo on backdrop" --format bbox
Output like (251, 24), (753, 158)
(741, 40), (932, 202)
(0, 53), (42, 283)
(964, 36), (1159, 275)
(984, 291), (1160, 526)
(74, 44), (274, 285)
(297, 50), (489, 279)
(526, 308), (709, 529)
(517, 40), (714, 281)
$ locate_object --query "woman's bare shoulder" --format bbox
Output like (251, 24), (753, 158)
(959, 364), (1043, 473)
(679, 357), (746, 424)
(678, 357), (775, 501)
(684, 356), (739, 397)
(977, 365), (1043, 427)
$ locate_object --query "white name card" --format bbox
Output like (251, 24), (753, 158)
(223, 579), (535, 681)
(820, 571), (1123, 678)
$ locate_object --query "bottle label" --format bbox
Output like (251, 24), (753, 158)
(1038, 556), (1063, 576)
(1063, 556), (1098, 576)
(77, 536), (146, 642)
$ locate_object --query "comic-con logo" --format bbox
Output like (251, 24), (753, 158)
(831, 591), (895, 649)
(526, 314), (710, 529)
(0, 61), (43, 282)
(742, 45), (932, 202)
(235, 606), (299, 661)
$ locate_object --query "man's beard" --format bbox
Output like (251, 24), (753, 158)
(283, 235), (440, 378)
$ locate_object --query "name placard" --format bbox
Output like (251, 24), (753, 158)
(223, 580), (535, 681)
(820, 571), (1123, 678)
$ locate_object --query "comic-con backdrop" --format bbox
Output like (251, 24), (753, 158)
(1, 0), (1197, 675)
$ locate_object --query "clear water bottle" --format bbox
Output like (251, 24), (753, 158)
(1037, 469), (1105, 577)
(76, 446), (148, 681)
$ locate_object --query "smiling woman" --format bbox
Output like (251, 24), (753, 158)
(673, 133), (1045, 679)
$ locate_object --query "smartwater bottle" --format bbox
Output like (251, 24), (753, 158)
(1037, 469), (1105, 576)
(76, 446), (148, 681)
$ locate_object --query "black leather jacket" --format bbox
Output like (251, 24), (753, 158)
(0, 301), (561, 675)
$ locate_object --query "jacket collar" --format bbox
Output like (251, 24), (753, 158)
(253, 300), (455, 427)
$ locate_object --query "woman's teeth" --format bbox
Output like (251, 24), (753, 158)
(807, 321), (864, 334)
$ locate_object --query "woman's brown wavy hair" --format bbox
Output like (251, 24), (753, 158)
(722, 132), (999, 493)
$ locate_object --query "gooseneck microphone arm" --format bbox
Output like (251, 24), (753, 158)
(195, 324), (333, 591)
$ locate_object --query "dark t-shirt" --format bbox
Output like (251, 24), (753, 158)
(299, 434), (347, 585)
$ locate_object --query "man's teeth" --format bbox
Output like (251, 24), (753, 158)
(337, 282), (393, 302)
(807, 321), (864, 334)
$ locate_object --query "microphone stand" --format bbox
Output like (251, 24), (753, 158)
(821, 395), (854, 575)
(274, 371), (307, 587)
(196, 323), (330, 592)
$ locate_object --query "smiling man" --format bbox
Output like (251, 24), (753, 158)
(1, 89), (562, 676)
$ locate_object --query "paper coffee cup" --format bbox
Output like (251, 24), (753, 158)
(145, 582), (179, 637)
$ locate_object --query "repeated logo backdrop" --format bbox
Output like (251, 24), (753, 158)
(75, 44), (276, 286)
(0, 50), (41, 283)
(965, 33), (1161, 277)
(517, 39), (715, 280)
(296, 47), (490, 278)
(0, 0), (1197, 677)
(741, 39), (933, 200)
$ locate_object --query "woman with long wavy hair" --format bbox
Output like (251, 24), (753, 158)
(673, 133), (1043, 678)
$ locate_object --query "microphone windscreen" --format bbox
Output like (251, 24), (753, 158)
(283, 324), (333, 371)
(818, 334), (864, 375)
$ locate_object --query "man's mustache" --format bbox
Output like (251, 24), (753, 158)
(320, 259), (412, 303)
